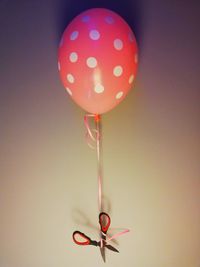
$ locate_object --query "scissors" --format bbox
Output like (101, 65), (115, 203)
(72, 212), (119, 262)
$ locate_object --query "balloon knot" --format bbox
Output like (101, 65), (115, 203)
(94, 114), (101, 122)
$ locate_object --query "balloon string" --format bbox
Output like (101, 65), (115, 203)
(84, 114), (102, 212)
(84, 114), (130, 246)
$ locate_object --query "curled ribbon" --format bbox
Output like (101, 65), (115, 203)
(84, 114), (100, 150)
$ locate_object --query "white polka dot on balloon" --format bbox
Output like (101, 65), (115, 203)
(67, 74), (75, 83)
(105, 16), (114, 24)
(129, 74), (134, 84)
(66, 87), (72, 95)
(70, 31), (79, 40)
(113, 66), (123, 77)
(86, 57), (97, 68)
(116, 91), (123, 99)
(58, 62), (61, 71)
(114, 39), (123, 50)
(82, 15), (90, 22)
(69, 52), (78, 63)
(94, 84), (104, 93)
(89, 30), (100, 40)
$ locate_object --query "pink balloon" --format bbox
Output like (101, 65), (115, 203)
(58, 8), (138, 114)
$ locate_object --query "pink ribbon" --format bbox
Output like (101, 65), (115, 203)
(84, 114), (102, 212)
(84, 114), (130, 247)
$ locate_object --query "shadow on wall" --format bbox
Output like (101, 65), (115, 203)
(55, 0), (143, 48)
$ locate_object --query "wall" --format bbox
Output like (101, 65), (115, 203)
(0, 1), (200, 266)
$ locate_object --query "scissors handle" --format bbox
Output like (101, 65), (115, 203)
(72, 231), (91, 245)
(99, 212), (111, 233)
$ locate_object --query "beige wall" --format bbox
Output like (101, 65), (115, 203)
(0, 1), (199, 266)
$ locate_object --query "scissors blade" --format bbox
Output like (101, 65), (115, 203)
(105, 244), (119, 253)
(100, 245), (106, 262)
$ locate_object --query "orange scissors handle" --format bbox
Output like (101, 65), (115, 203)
(99, 212), (111, 234)
(72, 231), (97, 246)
